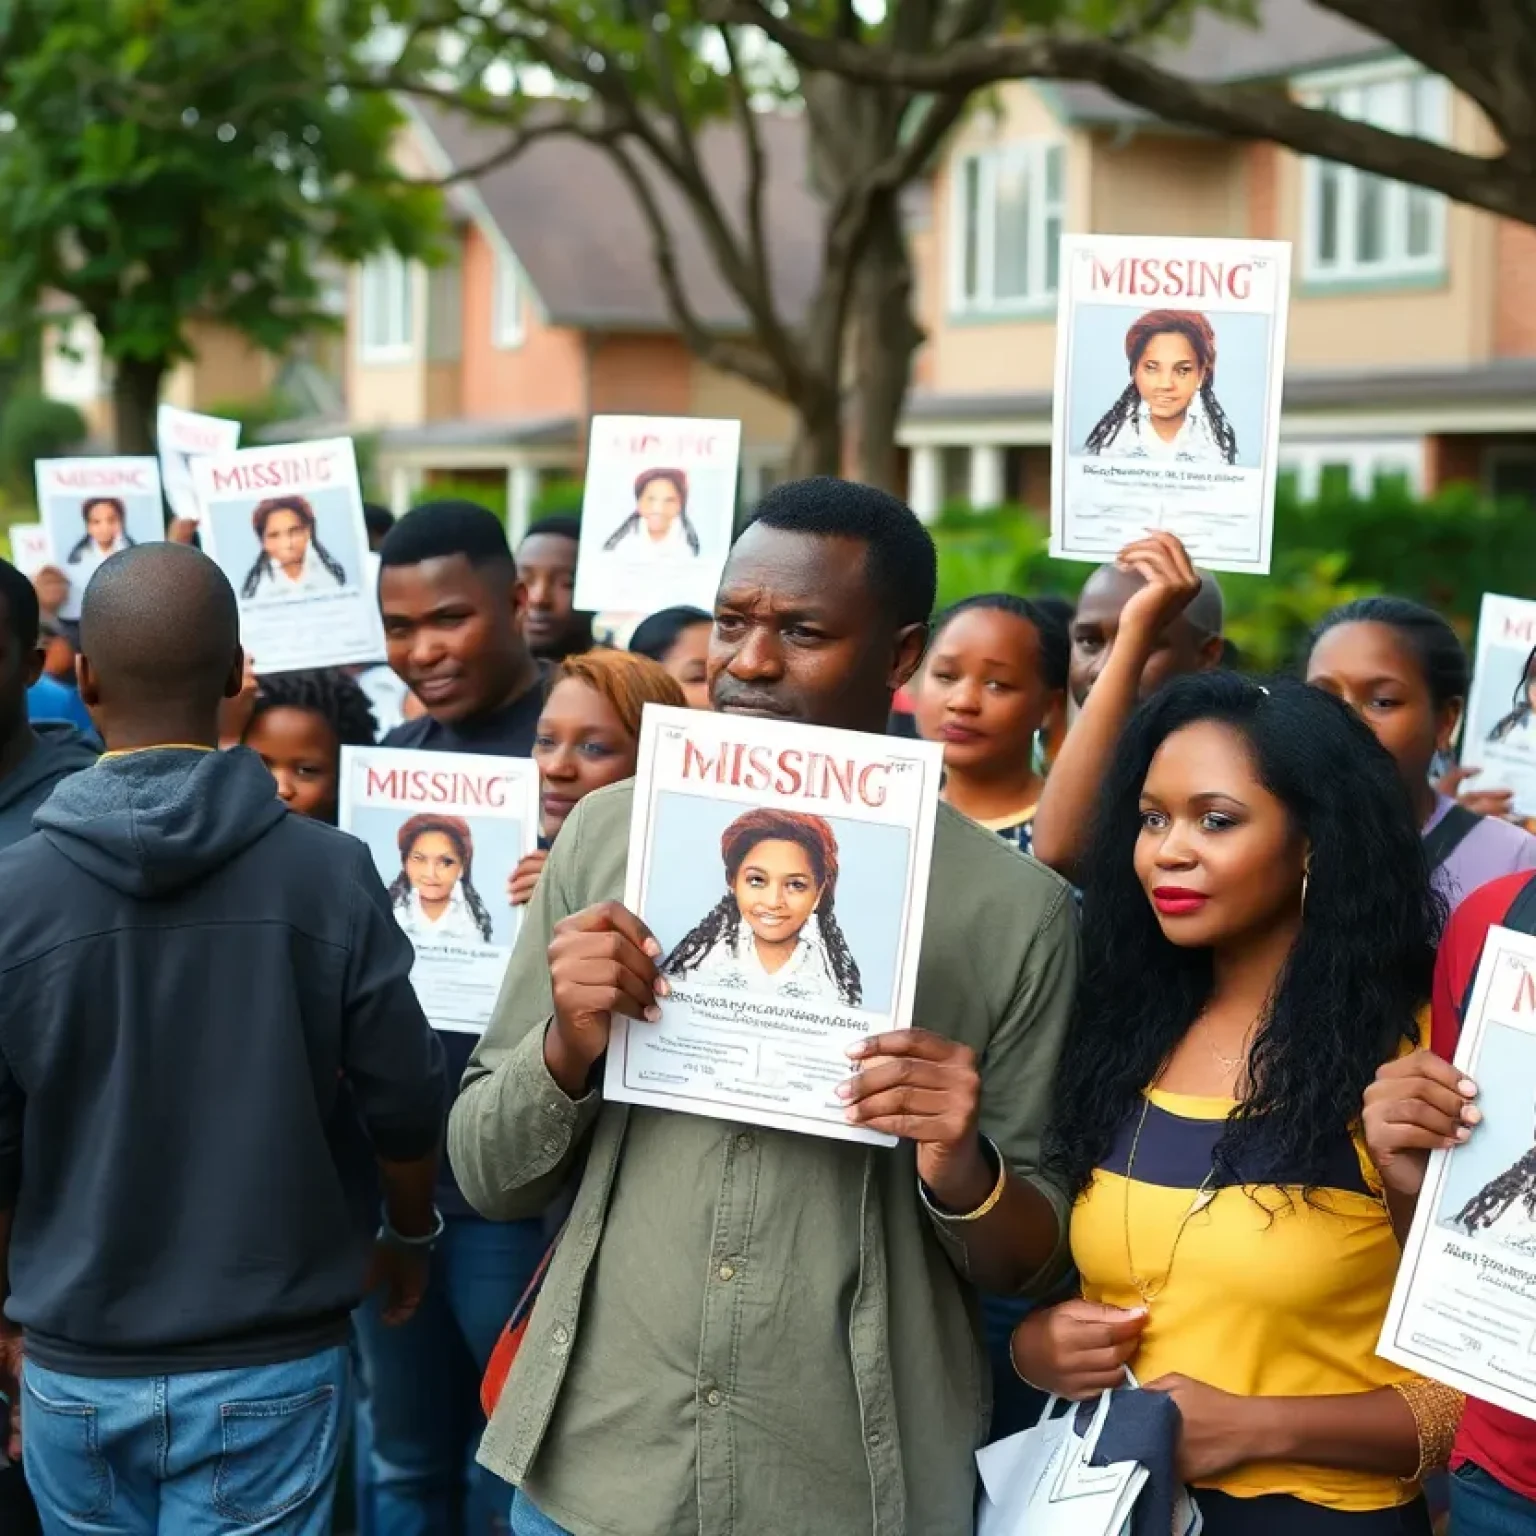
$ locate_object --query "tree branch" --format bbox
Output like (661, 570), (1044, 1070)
(597, 131), (789, 396)
(711, 0), (1536, 222)
(718, 22), (771, 309)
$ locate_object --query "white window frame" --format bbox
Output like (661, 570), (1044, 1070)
(357, 250), (415, 362)
(948, 140), (1064, 317)
(1299, 60), (1450, 285)
(492, 237), (525, 350)
(1279, 437), (1425, 498)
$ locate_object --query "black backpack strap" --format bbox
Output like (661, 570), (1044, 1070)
(1459, 874), (1536, 1023)
(1423, 803), (1482, 874)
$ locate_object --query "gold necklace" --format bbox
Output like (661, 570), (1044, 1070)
(1122, 1085), (1218, 1310)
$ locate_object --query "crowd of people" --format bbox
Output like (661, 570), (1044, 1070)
(0, 472), (1531, 1536)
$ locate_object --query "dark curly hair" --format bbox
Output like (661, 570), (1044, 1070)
(1045, 672), (1442, 1202)
(605, 468), (700, 555)
(664, 807), (862, 1005)
(246, 668), (379, 750)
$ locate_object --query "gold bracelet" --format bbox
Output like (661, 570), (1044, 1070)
(920, 1136), (1007, 1223)
(1391, 1377), (1465, 1482)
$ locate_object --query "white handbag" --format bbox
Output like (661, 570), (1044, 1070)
(975, 1374), (1202, 1536)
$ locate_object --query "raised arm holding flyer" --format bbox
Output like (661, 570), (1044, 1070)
(1050, 234), (1292, 576)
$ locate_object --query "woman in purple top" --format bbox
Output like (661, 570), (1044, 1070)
(1306, 597), (1536, 913)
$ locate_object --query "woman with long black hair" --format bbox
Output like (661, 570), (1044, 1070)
(603, 468), (701, 560)
(1012, 673), (1459, 1534)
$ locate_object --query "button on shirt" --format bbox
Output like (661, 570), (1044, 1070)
(449, 784), (1079, 1536)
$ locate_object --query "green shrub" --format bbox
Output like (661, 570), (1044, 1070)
(0, 394), (87, 495)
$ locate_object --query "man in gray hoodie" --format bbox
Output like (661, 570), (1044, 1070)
(0, 544), (447, 1535)
(0, 559), (96, 850)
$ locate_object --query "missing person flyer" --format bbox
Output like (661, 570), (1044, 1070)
(573, 415), (741, 615)
(1461, 594), (1536, 819)
(1050, 234), (1292, 575)
(1380, 923), (1536, 1419)
(606, 705), (944, 1145)
(194, 438), (386, 673)
(157, 404), (241, 526)
(34, 457), (165, 620)
(7, 524), (52, 580)
(340, 747), (541, 1035)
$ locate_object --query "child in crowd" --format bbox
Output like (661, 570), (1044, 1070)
(510, 649), (685, 904)
(913, 593), (1069, 856)
(241, 668), (379, 823)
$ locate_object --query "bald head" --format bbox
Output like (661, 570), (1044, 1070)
(1068, 563), (1225, 706)
(80, 544), (242, 723)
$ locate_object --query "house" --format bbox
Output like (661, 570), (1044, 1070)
(900, 0), (1536, 516)
(340, 101), (815, 537)
(40, 309), (333, 446)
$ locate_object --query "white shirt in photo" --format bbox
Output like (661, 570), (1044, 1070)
(686, 913), (846, 1005)
(615, 517), (696, 563)
(394, 886), (487, 947)
(1093, 400), (1230, 465)
(247, 544), (347, 603)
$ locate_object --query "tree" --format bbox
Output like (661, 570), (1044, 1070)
(713, 0), (1536, 228)
(0, 0), (444, 454)
(365, 0), (996, 486)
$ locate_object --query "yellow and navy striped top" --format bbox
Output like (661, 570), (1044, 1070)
(1072, 1085), (1421, 1511)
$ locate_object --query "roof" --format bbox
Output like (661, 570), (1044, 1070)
(407, 99), (823, 332)
(255, 414), (580, 450)
(1052, 0), (1390, 125)
(904, 358), (1536, 422)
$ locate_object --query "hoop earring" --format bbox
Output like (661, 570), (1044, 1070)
(1301, 861), (1311, 916)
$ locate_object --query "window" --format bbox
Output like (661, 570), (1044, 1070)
(358, 251), (414, 360)
(951, 141), (1064, 314)
(1279, 438), (1424, 499)
(1302, 64), (1449, 283)
(493, 240), (524, 349)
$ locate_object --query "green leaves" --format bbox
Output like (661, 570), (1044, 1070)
(0, 0), (444, 383)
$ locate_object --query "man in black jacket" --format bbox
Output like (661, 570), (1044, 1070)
(0, 543), (446, 1535)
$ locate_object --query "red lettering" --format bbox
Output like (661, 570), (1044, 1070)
(1089, 255), (1254, 302)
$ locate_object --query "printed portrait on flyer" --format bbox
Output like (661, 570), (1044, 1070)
(34, 457), (166, 621)
(1050, 234), (1292, 576)
(340, 747), (540, 1035)
(574, 416), (742, 614)
(605, 705), (944, 1145)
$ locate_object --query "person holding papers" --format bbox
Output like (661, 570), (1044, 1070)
(1014, 674), (1456, 1533)
(450, 478), (1079, 1536)
(241, 494), (349, 601)
(360, 500), (551, 1536)
(1365, 873), (1536, 1535)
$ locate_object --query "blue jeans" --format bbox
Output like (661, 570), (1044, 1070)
(22, 1346), (350, 1535)
(508, 1493), (572, 1536)
(1451, 1463), (1536, 1535)
(354, 1214), (545, 1536)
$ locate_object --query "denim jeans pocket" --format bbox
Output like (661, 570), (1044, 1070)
(213, 1383), (337, 1523)
(22, 1371), (113, 1520)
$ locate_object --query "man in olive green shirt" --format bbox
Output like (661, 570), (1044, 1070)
(450, 479), (1079, 1536)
